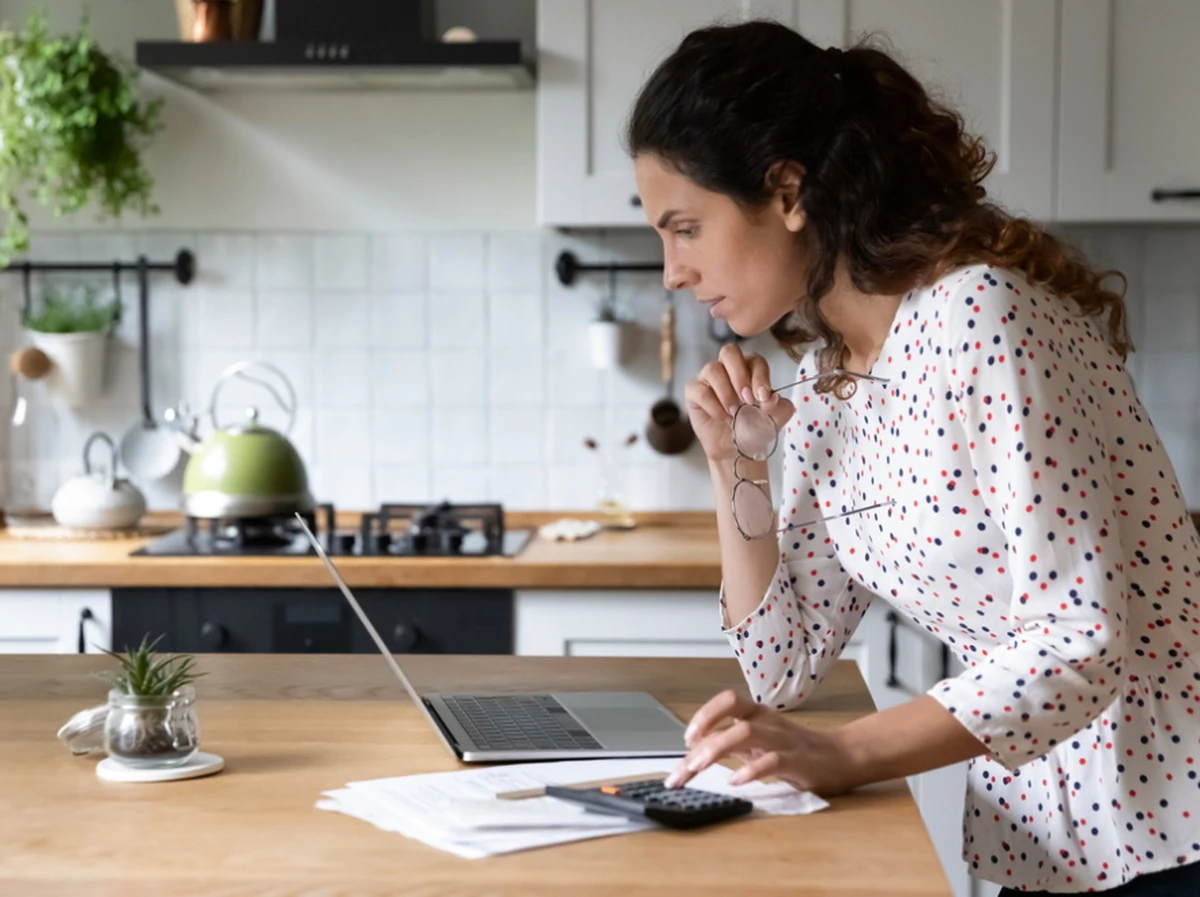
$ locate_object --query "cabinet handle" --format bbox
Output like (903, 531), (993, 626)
(1150, 188), (1200, 202)
(885, 611), (917, 694)
(76, 607), (95, 654)
(629, 194), (642, 207)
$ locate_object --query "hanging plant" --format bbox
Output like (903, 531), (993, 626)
(0, 9), (164, 262)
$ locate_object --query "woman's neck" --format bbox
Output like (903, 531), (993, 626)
(819, 273), (904, 373)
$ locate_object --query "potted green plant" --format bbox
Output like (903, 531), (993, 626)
(0, 9), (163, 263)
(21, 280), (121, 407)
(95, 634), (205, 769)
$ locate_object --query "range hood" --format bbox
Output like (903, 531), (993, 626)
(136, 1), (534, 91)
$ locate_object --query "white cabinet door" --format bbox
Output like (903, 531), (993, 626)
(537, 0), (794, 227)
(0, 590), (111, 654)
(818, 0), (1057, 220)
(515, 590), (731, 656)
(1059, 0), (1200, 221)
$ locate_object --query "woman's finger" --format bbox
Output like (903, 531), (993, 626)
(747, 354), (774, 405)
(684, 689), (760, 747)
(717, 343), (753, 404)
(694, 360), (741, 418)
(728, 750), (781, 786)
(666, 718), (757, 788)
(683, 378), (732, 425)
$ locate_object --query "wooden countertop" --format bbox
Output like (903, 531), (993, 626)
(0, 654), (950, 896)
(0, 511), (722, 590)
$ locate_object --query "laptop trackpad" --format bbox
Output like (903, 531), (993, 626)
(567, 705), (687, 751)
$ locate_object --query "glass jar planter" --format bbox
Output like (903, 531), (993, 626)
(104, 686), (200, 768)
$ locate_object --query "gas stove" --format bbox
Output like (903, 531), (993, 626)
(130, 502), (533, 558)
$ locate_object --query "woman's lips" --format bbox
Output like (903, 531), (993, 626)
(698, 296), (726, 317)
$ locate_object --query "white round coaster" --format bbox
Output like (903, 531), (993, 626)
(96, 751), (224, 783)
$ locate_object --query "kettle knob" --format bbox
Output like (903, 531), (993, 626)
(391, 622), (420, 653)
(200, 621), (228, 651)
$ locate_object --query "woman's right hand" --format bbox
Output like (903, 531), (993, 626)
(684, 344), (796, 463)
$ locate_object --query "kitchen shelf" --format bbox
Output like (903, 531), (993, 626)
(135, 40), (535, 92)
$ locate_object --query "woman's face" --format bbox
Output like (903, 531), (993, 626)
(634, 153), (809, 336)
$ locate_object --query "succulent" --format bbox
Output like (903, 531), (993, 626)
(94, 634), (204, 696)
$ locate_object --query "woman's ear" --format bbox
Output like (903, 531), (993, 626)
(766, 161), (806, 232)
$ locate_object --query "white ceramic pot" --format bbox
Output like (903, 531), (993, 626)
(52, 432), (146, 530)
(588, 320), (626, 370)
(26, 329), (109, 409)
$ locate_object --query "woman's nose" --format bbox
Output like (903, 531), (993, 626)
(663, 262), (695, 292)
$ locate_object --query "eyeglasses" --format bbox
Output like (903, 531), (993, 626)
(731, 370), (894, 541)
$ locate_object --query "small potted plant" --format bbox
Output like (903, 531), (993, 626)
(22, 281), (122, 407)
(0, 9), (163, 264)
(95, 634), (205, 769)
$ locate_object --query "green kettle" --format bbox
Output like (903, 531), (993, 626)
(173, 360), (314, 519)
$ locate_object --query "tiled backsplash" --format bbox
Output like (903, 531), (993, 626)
(2, 224), (1197, 512)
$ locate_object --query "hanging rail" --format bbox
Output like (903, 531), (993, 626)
(554, 250), (662, 286)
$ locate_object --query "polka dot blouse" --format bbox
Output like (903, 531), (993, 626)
(721, 265), (1200, 893)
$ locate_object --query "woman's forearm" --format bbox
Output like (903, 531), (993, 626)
(835, 695), (988, 790)
(709, 457), (784, 626)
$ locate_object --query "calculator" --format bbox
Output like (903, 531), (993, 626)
(544, 777), (755, 830)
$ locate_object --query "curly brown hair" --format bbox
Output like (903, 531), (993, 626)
(625, 20), (1129, 397)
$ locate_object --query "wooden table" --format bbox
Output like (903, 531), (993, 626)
(0, 655), (950, 896)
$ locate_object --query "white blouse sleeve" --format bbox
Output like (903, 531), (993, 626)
(926, 270), (1129, 771)
(720, 381), (869, 711)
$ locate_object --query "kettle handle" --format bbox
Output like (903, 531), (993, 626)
(208, 360), (297, 435)
(82, 432), (119, 489)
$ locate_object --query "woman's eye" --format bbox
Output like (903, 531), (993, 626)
(674, 227), (697, 238)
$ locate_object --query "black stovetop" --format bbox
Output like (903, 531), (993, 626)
(130, 502), (533, 559)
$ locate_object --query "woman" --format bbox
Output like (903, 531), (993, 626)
(626, 20), (1200, 897)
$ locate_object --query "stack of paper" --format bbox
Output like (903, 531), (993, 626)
(316, 758), (829, 858)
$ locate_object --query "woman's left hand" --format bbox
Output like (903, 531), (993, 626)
(664, 689), (859, 796)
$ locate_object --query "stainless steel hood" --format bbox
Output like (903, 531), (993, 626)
(135, 0), (534, 92)
(135, 39), (534, 91)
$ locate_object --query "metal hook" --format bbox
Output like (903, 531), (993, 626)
(20, 265), (32, 323)
(110, 262), (123, 332)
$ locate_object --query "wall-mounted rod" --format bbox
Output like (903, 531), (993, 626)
(0, 248), (195, 284)
(554, 250), (662, 286)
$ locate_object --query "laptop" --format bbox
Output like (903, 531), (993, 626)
(294, 514), (688, 763)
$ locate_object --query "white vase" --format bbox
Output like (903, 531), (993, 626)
(588, 320), (625, 369)
(26, 330), (110, 409)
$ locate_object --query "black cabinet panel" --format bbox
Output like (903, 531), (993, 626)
(112, 588), (513, 655)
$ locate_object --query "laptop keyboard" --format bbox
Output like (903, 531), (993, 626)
(439, 694), (603, 752)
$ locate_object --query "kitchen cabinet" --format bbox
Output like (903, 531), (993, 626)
(536, 0), (1057, 227)
(0, 589), (111, 654)
(1058, 0), (1200, 221)
(537, 0), (795, 228)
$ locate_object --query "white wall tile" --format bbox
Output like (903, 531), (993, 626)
(1140, 290), (1200, 352)
(430, 234), (485, 290)
(488, 349), (543, 406)
(489, 465), (547, 509)
(432, 408), (487, 464)
(316, 408), (371, 465)
(255, 234), (313, 289)
(489, 291), (544, 350)
(315, 292), (370, 348)
(430, 350), (486, 406)
(374, 465), (431, 503)
(371, 292), (427, 349)
(432, 467), (490, 503)
(26, 234), (80, 262)
(372, 234), (427, 291)
(373, 406), (429, 464)
(548, 465), (602, 509)
(194, 288), (255, 349)
(489, 407), (546, 465)
(256, 350), (317, 411)
(372, 352), (429, 406)
(487, 233), (544, 291)
(256, 290), (314, 349)
(430, 291), (486, 348)
(196, 233), (255, 287)
(546, 348), (604, 407)
(315, 351), (370, 407)
(314, 234), (369, 290)
(549, 407), (604, 465)
(1144, 229), (1200, 290)
(312, 464), (374, 509)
